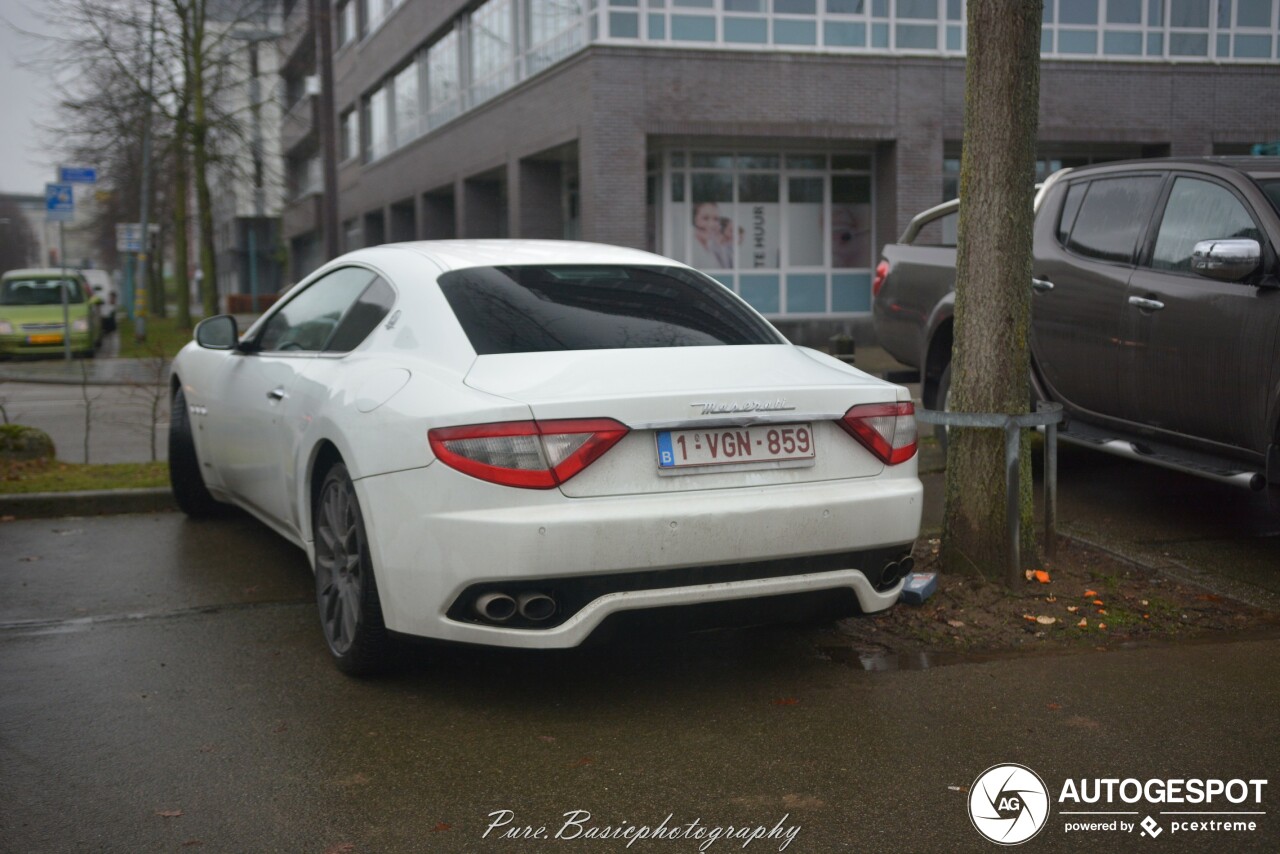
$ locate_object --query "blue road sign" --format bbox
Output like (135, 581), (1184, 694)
(59, 166), (97, 184)
(45, 183), (74, 222)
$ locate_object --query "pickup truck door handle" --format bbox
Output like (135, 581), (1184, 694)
(267, 387), (287, 402)
(1031, 278), (1054, 293)
(1128, 296), (1165, 311)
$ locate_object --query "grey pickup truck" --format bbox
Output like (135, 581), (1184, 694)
(872, 156), (1280, 493)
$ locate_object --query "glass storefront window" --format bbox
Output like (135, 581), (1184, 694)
(658, 149), (874, 316)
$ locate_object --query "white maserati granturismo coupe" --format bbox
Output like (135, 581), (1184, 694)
(169, 241), (922, 674)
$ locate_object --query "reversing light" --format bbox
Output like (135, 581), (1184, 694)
(428, 418), (629, 489)
(838, 402), (917, 465)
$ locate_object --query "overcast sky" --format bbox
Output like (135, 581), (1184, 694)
(0, 0), (60, 196)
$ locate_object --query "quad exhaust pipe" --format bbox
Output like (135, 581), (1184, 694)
(473, 591), (558, 624)
(878, 555), (915, 589)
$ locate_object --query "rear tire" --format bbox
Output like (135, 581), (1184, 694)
(169, 387), (225, 517)
(935, 362), (952, 455)
(314, 463), (390, 676)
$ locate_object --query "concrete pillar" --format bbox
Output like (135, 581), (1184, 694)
(518, 159), (564, 240)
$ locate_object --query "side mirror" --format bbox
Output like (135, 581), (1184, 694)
(1190, 239), (1261, 282)
(195, 315), (241, 350)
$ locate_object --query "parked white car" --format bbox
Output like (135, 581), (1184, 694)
(169, 240), (922, 674)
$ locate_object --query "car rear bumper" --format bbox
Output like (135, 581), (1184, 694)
(0, 332), (94, 356)
(353, 463), (923, 648)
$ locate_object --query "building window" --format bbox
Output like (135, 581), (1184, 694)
(336, 0), (357, 48)
(426, 29), (462, 130)
(365, 85), (389, 162)
(468, 0), (517, 108)
(659, 148), (875, 317)
(340, 109), (358, 162)
(393, 61), (421, 147)
(527, 0), (586, 73)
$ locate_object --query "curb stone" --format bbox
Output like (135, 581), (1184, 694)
(0, 488), (176, 519)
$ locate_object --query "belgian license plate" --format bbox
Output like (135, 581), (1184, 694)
(27, 334), (63, 345)
(656, 423), (816, 474)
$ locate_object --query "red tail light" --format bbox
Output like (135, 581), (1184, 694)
(872, 260), (889, 297)
(838, 402), (917, 465)
(428, 418), (629, 489)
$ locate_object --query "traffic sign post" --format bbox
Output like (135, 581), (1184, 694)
(58, 166), (98, 184)
(45, 183), (76, 361)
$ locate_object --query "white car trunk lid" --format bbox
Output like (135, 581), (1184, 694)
(464, 345), (904, 497)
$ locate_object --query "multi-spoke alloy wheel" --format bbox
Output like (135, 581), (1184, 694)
(314, 463), (389, 675)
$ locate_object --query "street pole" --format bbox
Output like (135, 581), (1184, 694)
(135, 0), (158, 341)
(311, 0), (340, 261)
(60, 220), (70, 361)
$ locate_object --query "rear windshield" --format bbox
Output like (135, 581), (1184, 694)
(1, 278), (86, 305)
(437, 265), (783, 355)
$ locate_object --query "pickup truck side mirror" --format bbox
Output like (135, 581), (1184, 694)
(1190, 239), (1261, 282)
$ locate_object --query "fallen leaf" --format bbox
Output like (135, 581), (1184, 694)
(1140, 599), (1149, 606)
(947, 785), (970, 793)
(335, 772), (369, 787)
(781, 794), (827, 809)
(0, 515), (16, 522)
(1097, 608), (1108, 615)
(432, 823), (452, 832)
(1196, 594), (1223, 603)
(570, 757), (594, 767)
(1036, 616), (1056, 625)
(1024, 570), (1034, 581)
(1044, 595), (1057, 603)
(1066, 606), (1079, 613)
(946, 619), (965, 628)
(197, 745), (216, 753)
(1092, 599), (1105, 606)
(1083, 589), (1098, 598)
(1077, 618), (1088, 628)
(19, 555), (40, 562)
(1143, 614), (1150, 620)
(1065, 715), (1103, 730)
(323, 844), (355, 854)
(1033, 570), (1051, 584)
(1046, 703), (1062, 711)
(537, 735), (556, 743)
(1098, 623), (1107, 631)
(1022, 614), (1038, 623)
(772, 698), (800, 706)
(156, 809), (183, 818)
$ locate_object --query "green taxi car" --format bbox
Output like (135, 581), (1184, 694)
(0, 269), (101, 358)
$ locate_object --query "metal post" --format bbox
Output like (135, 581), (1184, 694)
(1045, 415), (1058, 557)
(1004, 420), (1020, 588)
(135, 0), (158, 341)
(59, 221), (70, 361)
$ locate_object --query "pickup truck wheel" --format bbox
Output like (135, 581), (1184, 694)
(936, 363), (952, 455)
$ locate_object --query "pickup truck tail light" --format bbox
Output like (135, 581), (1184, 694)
(839, 402), (917, 465)
(428, 419), (629, 489)
(872, 260), (890, 297)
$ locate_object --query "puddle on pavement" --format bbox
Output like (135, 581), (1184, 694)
(822, 647), (1010, 671)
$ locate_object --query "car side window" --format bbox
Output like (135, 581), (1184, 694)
(1063, 175), (1163, 264)
(258, 267), (377, 352)
(325, 277), (396, 352)
(1056, 182), (1087, 245)
(1150, 177), (1262, 273)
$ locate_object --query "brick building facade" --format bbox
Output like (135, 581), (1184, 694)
(278, 0), (1280, 345)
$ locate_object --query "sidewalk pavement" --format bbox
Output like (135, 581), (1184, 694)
(0, 357), (172, 387)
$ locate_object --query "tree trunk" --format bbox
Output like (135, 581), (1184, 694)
(174, 125), (192, 328)
(190, 0), (218, 319)
(940, 0), (1042, 583)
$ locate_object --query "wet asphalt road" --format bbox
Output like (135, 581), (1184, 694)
(2, 510), (1279, 853)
